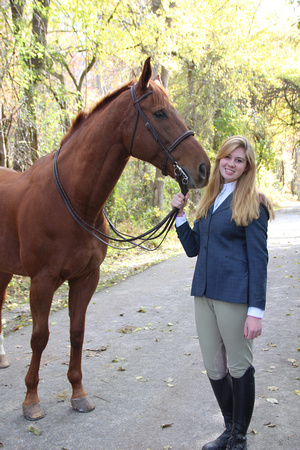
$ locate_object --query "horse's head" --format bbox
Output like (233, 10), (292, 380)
(126, 58), (210, 191)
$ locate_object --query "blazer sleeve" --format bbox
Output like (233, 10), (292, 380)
(175, 220), (200, 258)
(245, 204), (269, 310)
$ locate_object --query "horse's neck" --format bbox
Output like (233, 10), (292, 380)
(58, 139), (129, 223)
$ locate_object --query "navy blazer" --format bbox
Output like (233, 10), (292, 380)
(176, 194), (269, 310)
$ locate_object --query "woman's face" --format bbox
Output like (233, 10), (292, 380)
(219, 147), (248, 184)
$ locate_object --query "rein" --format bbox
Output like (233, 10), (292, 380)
(53, 84), (193, 251)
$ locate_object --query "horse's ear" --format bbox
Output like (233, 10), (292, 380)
(153, 75), (162, 86)
(137, 57), (153, 90)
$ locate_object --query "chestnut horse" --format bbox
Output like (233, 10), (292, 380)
(0, 58), (210, 420)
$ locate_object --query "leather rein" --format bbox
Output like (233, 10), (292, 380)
(53, 84), (194, 250)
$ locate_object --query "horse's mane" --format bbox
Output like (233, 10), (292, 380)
(60, 81), (133, 146)
(60, 79), (169, 147)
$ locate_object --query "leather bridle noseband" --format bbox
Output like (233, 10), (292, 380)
(129, 84), (194, 195)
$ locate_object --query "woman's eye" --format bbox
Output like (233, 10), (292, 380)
(153, 110), (167, 120)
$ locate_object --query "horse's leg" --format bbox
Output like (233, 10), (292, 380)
(68, 268), (100, 413)
(0, 272), (13, 368)
(22, 276), (54, 420)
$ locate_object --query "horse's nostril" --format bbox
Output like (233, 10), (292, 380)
(199, 163), (206, 180)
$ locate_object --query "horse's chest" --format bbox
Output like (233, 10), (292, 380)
(71, 242), (107, 273)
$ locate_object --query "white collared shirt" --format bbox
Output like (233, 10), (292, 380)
(213, 181), (236, 212)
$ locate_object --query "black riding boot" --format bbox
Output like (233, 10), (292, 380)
(202, 372), (233, 450)
(226, 366), (255, 450)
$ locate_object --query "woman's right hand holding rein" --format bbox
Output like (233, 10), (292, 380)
(171, 192), (190, 216)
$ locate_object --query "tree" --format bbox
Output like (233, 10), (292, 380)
(8, 0), (50, 170)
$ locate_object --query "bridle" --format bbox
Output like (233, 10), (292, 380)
(53, 83), (194, 250)
(129, 84), (194, 196)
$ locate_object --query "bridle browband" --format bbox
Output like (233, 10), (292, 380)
(129, 84), (194, 195)
(53, 83), (195, 250)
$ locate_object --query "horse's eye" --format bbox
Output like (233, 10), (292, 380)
(153, 110), (167, 120)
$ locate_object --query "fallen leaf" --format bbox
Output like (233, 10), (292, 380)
(251, 428), (257, 434)
(85, 347), (107, 357)
(288, 358), (299, 367)
(117, 326), (140, 334)
(161, 423), (173, 429)
(28, 425), (41, 436)
(268, 386), (279, 391)
(264, 422), (276, 427)
(295, 390), (300, 396)
(136, 376), (147, 382)
(86, 346), (107, 352)
(137, 307), (146, 313)
(266, 398), (278, 404)
(112, 356), (125, 363)
(164, 378), (174, 383)
(56, 390), (69, 401)
(117, 366), (125, 371)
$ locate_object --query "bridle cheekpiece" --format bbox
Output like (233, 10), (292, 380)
(129, 84), (194, 195)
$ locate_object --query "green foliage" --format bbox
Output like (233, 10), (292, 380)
(0, 0), (299, 202)
(105, 160), (179, 230)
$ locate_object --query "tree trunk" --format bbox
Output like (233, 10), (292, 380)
(10, 0), (49, 169)
(152, 168), (165, 210)
(0, 106), (7, 167)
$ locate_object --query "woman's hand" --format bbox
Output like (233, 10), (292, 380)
(171, 193), (190, 215)
(244, 316), (262, 340)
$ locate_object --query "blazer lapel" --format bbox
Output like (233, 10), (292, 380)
(213, 192), (233, 214)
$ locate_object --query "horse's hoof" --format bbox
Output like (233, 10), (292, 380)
(71, 395), (95, 413)
(22, 403), (45, 421)
(0, 354), (10, 368)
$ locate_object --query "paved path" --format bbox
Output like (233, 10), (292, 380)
(0, 203), (299, 449)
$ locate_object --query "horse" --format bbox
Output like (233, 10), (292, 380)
(0, 57), (210, 420)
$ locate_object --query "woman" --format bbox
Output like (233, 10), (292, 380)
(171, 136), (274, 450)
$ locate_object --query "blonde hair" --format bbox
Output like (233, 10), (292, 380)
(195, 136), (274, 226)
